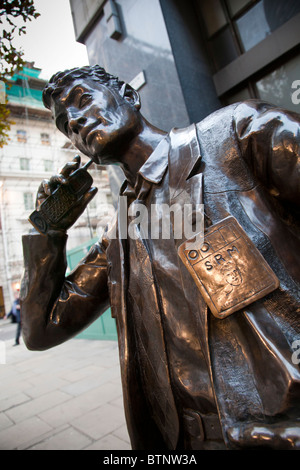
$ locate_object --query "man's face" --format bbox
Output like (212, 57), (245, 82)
(52, 78), (140, 164)
(225, 268), (242, 286)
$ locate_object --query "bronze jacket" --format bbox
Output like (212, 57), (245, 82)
(20, 100), (300, 450)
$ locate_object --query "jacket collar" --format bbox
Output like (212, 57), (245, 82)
(120, 124), (201, 200)
(138, 136), (169, 184)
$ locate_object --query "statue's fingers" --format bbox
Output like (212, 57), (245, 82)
(41, 179), (53, 196)
(37, 179), (50, 197)
(48, 174), (67, 192)
(60, 155), (81, 178)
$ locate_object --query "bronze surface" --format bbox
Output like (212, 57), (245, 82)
(178, 216), (279, 318)
(20, 65), (300, 450)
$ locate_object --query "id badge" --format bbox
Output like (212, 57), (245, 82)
(178, 216), (279, 319)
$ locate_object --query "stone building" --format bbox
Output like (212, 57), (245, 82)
(0, 63), (114, 315)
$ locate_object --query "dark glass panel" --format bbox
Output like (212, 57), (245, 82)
(211, 26), (239, 70)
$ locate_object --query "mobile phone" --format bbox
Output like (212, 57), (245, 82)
(29, 158), (94, 235)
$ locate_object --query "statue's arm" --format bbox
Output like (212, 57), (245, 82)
(234, 100), (300, 206)
(20, 231), (110, 351)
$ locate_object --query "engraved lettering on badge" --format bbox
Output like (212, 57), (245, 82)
(178, 217), (279, 318)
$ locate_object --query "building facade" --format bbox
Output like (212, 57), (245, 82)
(68, 0), (300, 195)
(0, 63), (114, 315)
(69, 0), (300, 123)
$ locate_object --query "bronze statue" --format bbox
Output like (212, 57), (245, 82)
(20, 65), (300, 450)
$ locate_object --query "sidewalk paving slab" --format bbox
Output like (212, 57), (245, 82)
(0, 335), (131, 450)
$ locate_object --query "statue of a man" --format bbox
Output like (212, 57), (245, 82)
(20, 65), (300, 450)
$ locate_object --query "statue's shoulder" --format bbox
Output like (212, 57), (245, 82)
(193, 99), (288, 145)
(195, 99), (271, 130)
(167, 100), (279, 175)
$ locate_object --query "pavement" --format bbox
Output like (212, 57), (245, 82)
(0, 319), (131, 451)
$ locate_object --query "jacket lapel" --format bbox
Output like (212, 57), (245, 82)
(169, 124), (202, 204)
(168, 124), (204, 251)
(167, 124), (212, 372)
(109, 190), (180, 449)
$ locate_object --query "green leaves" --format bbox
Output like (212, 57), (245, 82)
(0, 101), (14, 148)
(0, 0), (40, 147)
(0, 0), (40, 81)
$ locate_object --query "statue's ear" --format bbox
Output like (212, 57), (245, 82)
(120, 83), (141, 110)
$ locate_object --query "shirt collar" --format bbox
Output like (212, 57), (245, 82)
(120, 135), (169, 198)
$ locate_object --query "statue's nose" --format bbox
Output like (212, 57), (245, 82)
(69, 116), (87, 134)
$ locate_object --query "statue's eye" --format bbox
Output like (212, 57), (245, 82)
(79, 93), (92, 108)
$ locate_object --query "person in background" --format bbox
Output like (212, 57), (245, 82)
(6, 291), (21, 345)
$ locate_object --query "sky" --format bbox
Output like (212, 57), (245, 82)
(12, 0), (89, 80)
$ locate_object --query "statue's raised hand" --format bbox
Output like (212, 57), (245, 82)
(33, 155), (97, 234)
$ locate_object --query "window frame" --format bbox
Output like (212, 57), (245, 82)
(23, 192), (34, 211)
(16, 129), (27, 143)
(19, 157), (30, 171)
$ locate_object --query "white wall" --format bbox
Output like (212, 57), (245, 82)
(0, 113), (114, 313)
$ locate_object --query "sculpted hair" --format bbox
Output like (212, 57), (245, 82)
(42, 65), (125, 109)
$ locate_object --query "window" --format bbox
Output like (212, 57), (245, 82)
(196, 0), (300, 72)
(255, 54), (300, 114)
(20, 158), (30, 171)
(44, 160), (53, 172)
(195, 0), (300, 112)
(210, 26), (238, 70)
(260, 0), (300, 33)
(23, 193), (34, 211)
(195, 0), (241, 72)
(235, 1), (271, 52)
(41, 133), (50, 145)
(198, 0), (227, 37)
(227, 0), (252, 16)
(17, 130), (27, 143)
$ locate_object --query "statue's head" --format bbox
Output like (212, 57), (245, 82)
(43, 65), (141, 163)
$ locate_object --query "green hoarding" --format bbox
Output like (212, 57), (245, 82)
(66, 238), (117, 341)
